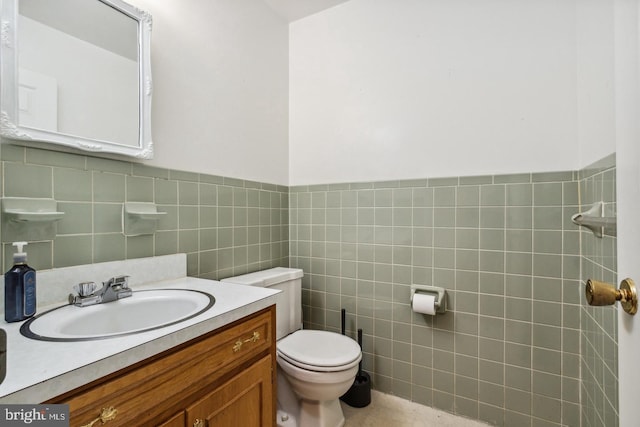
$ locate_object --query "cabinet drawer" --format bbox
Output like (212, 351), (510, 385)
(51, 307), (274, 427)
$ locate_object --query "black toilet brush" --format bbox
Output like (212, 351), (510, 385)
(339, 313), (371, 408)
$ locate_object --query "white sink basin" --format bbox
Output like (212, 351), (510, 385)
(20, 289), (215, 341)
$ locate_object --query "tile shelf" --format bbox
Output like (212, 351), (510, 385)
(572, 201), (617, 238)
(123, 202), (166, 236)
(3, 210), (65, 222)
(1, 198), (65, 242)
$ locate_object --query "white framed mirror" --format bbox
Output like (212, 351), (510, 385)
(0, 0), (153, 159)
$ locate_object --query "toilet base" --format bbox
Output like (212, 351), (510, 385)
(300, 398), (345, 427)
(277, 409), (297, 427)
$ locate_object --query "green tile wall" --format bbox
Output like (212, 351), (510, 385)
(0, 144), (289, 278)
(290, 170), (586, 426)
(579, 154), (617, 427)
(0, 141), (619, 426)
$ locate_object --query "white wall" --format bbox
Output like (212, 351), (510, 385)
(11, 0), (619, 186)
(576, 0), (617, 168)
(129, 0), (290, 185)
(289, 0), (582, 185)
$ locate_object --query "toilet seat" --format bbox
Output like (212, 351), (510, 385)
(277, 330), (361, 372)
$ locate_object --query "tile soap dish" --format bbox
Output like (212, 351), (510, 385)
(1, 198), (65, 242)
(123, 202), (166, 236)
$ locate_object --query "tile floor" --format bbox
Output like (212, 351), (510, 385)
(341, 391), (490, 427)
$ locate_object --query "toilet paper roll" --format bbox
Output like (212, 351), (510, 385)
(412, 293), (437, 315)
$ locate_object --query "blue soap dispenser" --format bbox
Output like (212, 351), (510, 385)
(4, 242), (36, 323)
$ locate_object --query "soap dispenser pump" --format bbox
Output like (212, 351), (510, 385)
(4, 241), (36, 322)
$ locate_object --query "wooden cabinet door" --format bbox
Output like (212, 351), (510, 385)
(187, 355), (273, 427)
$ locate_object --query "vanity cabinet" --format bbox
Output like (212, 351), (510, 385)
(47, 306), (276, 427)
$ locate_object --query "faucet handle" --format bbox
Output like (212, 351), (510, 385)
(104, 275), (130, 290)
(74, 282), (98, 297)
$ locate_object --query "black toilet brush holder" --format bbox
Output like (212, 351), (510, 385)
(340, 323), (371, 408)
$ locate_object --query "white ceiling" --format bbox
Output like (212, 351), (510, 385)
(263, 0), (351, 22)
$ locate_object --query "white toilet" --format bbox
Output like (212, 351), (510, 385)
(222, 267), (361, 427)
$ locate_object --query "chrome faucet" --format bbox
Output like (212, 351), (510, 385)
(69, 275), (132, 307)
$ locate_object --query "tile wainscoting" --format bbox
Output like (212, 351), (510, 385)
(579, 156), (617, 427)
(0, 144), (289, 279)
(0, 142), (617, 427)
(290, 154), (616, 427)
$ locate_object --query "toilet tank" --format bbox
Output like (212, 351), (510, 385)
(221, 267), (303, 340)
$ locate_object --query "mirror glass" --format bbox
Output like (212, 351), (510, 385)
(0, 0), (153, 159)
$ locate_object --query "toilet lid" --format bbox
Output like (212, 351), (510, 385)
(277, 330), (361, 369)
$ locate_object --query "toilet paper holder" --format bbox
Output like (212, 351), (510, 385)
(411, 285), (447, 314)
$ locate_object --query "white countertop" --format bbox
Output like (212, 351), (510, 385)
(0, 277), (279, 403)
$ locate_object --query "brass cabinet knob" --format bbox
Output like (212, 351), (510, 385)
(232, 331), (261, 352)
(585, 278), (637, 315)
(193, 419), (206, 427)
(80, 407), (118, 427)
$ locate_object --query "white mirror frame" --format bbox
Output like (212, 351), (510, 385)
(0, 0), (153, 159)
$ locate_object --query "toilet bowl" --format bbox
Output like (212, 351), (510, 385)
(221, 268), (362, 427)
(277, 329), (361, 427)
